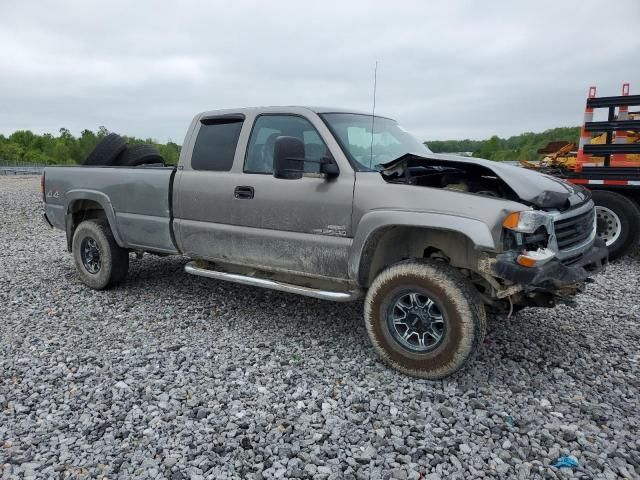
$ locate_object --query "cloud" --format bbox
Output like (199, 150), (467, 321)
(1, 0), (638, 142)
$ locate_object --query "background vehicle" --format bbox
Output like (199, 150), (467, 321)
(522, 84), (640, 259)
(42, 107), (607, 378)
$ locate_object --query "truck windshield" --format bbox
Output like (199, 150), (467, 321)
(321, 113), (432, 171)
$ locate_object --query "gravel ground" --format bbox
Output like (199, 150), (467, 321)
(0, 176), (638, 480)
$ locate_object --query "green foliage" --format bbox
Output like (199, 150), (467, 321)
(1, 125), (582, 166)
(0, 127), (181, 165)
(427, 127), (581, 162)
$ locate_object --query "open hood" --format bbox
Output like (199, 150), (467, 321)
(378, 153), (590, 210)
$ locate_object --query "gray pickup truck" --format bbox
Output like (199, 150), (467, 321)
(42, 107), (608, 378)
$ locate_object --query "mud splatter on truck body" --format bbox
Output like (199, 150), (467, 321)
(42, 106), (607, 378)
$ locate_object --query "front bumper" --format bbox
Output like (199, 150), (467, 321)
(492, 237), (608, 291)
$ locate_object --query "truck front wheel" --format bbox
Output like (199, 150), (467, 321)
(72, 220), (129, 289)
(364, 260), (486, 379)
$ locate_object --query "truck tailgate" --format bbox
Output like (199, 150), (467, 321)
(44, 166), (178, 254)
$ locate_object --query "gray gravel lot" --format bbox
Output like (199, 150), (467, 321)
(1, 176), (639, 480)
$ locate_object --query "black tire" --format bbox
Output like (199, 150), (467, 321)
(115, 144), (164, 167)
(72, 220), (129, 289)
(83, 133), (127, 166)
(592, 190), (640, 260)
(364, 260), (486, 379)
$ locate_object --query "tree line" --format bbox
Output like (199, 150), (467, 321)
(0, 127), (181, 165)
(427, 126), (581, 161)
(1, 125), (583, 166)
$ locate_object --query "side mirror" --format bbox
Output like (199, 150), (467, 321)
(273, 136), (305, 180)
(319, 159), (339, 178)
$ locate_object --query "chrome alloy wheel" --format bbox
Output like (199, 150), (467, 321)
(80, 237), (101, 274)
(386, 291), (447, 353)
(596, 206), (622, 246)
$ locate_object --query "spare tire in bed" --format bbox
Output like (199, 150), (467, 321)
(83, 133), (127, 166)
(115, 144), (165, 167)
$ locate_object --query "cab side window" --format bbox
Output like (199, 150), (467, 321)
(244, 115), (331, 174)
(191, 118), (244, 171)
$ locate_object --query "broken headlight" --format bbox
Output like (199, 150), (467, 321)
(502, 211), (555, 266)
(503, 226), (550, 252)
(502, 210), (552, 234)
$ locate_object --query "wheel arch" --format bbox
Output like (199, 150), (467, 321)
(65, 190), (124, 251)
(350, 211), (498, 287)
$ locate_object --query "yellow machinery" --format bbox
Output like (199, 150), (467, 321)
(522, 111), (640, 170)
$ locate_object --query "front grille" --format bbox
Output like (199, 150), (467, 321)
(554, 208), (595, 250)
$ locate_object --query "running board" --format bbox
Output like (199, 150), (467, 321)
(184, 262), (362, 302)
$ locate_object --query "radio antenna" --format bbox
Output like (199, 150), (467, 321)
(369, 60), (378, 168)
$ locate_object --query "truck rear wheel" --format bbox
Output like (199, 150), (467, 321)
(592, 190), (640, 260)
(364, 260), (486, 379)
(72, 220), (129, 289)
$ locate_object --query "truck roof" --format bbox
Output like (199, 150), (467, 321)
(198, 105), (380, 118)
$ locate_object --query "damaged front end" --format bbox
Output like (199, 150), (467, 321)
(487, 197), (607, 311)
(378, 154), (520, 202)
(377, 153), (591, 209)
(479, 238), (608, 310)
(486, 183), (607, 310)
(378, 154), (608, 311)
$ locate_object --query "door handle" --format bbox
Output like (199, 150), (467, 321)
(234, 186), (254, 199)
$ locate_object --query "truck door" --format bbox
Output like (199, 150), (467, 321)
(230, 114), (355, 280)
(173, 114), (247, 260)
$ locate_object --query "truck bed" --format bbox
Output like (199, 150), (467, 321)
(44, 165), (179, 254)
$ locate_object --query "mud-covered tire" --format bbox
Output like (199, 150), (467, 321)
(115, 144), (164, 167)
(364, 260), (486, 379)
(592, 190), (640, 260)
(72, 220), (129, 289)
(83, 133), (127, 166)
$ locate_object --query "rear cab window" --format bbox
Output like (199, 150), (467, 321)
(191, 115), (244, 171)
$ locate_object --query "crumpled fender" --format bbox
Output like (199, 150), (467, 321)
(349, 209), (497, 286)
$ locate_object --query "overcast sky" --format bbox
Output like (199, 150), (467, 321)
(1, 1), (639, 143)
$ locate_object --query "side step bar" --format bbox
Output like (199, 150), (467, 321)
(184, 261), (362, 302)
